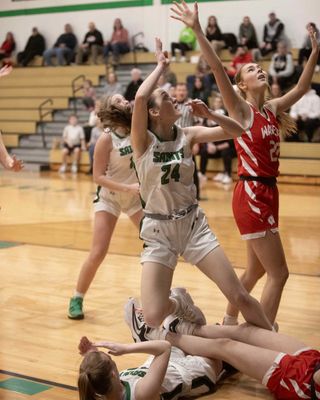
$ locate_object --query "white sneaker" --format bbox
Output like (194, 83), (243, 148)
(170, 287), (206, 324)
(71, 164), (78, 174)
(171, 56), (177, 62)
(124, 298), (165, 342)
(213, 172), (225, 182)
(315, 65), (320, 73)
(163, 315), (198, 335)
(59, 164), (66, 173)
(222, 174), (232, 184)
(180, 56), (187, 62)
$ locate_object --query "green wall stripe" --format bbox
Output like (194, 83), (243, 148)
(0, 0), (153, 18)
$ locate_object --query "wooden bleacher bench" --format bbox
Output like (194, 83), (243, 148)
(198, 142), (320, 177)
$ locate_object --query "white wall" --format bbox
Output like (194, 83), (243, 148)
(0, 0), (319, 52)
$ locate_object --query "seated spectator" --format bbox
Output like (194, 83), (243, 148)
(171, 26), (196, 62)
(83, 99), (101, 143)
(205, 15), (225, 54)
(199, 96), (236, 185)
(238, 16), (258, 49)
(227, 45), (253, 79)
(124, 68), (143, 102)
(269, 41), (296, 91)
(164, 66), (177, 87)
(103, 18), (130, 66)
(82, 79), (96, 111)
(260, 12), (285, 57)
(76, 22), (103, 65)
(87, 119), (104, 175)
(104, 71), (123, 97)
(0, 32), (16, 64)
(59, 115), (86, 174)
(43, 24), (77, 66)
(191, 76), (209, 104)
(298, 23), (320, 72)
(187, 55), (215, 98)
(289, 87), (320, 142)
(17, 27), (45, 67)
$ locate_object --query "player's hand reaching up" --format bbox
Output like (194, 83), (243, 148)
(6, 155), (24, 172)
(171, 1), (201, 32)
(0, 65), (13, 78)
(308, 27), (320, 54)
(155, 37), (170, 68)
(187, 99), (211, 119)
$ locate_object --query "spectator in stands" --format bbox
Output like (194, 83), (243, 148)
(158, 73), (172, 93)
(227, 45), (253, 80)
(289, 87), (320, 142)
(199, 96), (236, 185)
(17, 27), (45, 67)
(191, 76), (209, 104)
(171, 26), (197, 62)
(187, 55), (215, 98)
(205, 16), (225, 54)
(43, 24), (77, 66)
(104, 71), (123, 97)
(103, 18), (130, 67)
(59, 115), (86, 174)
(298, 23), (320, 72)
(87, 120), (104, 175)
(124, 68), (143, 102)
(238, 16), (258, 49)
(0, 32), (16, 64)
(82, 79), (96, 111)
(76, 22), (103, 65)
(260, 12), (285, 57)
(164, 66), (177, 87)
(83, 99), (101, 143)
(269, 41), (295, 91)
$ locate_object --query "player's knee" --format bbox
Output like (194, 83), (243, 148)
(268, 264), (289, 286)
(242, 268), (265, 285)
(89, 247), (107, 264)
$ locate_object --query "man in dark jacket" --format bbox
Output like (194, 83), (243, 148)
(76, 22), (103, 65)
(43, 24), (77, 66)
(17, 27), (45, 67)
(260, 12), (285, 56)
(124, 68), (143, 102)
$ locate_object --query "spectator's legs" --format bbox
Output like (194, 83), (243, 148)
(43, 48), (56, 66)
(304, 118), (320, 142)
(21, 51), (38, 67)
(171, 42), (180, 58)
(200, 144), (209, 175)
(73, 147), (81, 167)
(55, 47), (71, 66)
(211, 40), (226, 54)
(103, 43), (112, 62)
(17, 51), (25, 65)
(88, 144), (95, 172)
(76, 47), (85, 65)
(90, 45), (102, 64)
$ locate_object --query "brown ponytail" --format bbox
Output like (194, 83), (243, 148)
(235, 66), (297, 138)
(78, 351), (114, 400)
(98, 96), (132, 133)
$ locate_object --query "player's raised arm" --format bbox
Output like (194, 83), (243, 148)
(131, 38), (169, 159)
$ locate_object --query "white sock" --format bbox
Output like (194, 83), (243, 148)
(223, 314), (239, 326)
(73, 291), (84, 299)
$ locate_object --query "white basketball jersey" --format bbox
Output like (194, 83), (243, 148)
(100, 131), (138, 198)
(134, 126), (197, 215)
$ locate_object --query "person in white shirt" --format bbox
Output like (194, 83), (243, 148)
(289, 87), (320, 142)
(59, 114), (86, 174)
(269, 41), (295, 91)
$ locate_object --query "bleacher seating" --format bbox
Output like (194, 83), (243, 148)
(0, 49), (319, 175)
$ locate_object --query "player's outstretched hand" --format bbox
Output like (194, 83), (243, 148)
(155, 37), (170, 68)
(187, 99), (211, 119)
(170, 1), (201, 32)
(308, 27), (320, 54)
(7, 155), (24, 172)
(93, 341), (128, 356)
(0, 65), (13, 78)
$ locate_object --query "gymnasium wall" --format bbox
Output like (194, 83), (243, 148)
(0, 0), (319, 53)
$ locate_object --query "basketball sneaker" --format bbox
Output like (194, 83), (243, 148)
(124, 298), (166, 342)
(163, 315), (198, 335)
(170, 287), (206, 325)
(68, 297), (84, 320)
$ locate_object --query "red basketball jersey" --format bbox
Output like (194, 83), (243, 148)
(234, 103), (280, 177)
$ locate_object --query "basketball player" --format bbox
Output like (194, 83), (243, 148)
(130, 37), (272, 331)
(77, 296), (222, 400)
(68, 94), (143, 319)
(171, 1), (320, 326)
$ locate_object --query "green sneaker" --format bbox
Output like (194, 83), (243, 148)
(68, 297), (84, 320)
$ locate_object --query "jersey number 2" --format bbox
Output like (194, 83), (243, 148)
(269, 140), (280, 162)
(161, 164), (180, 185)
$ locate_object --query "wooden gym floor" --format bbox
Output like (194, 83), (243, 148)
(0, 170), (319, 400)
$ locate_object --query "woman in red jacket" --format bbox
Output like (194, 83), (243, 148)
(0, 32), (16, 62)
